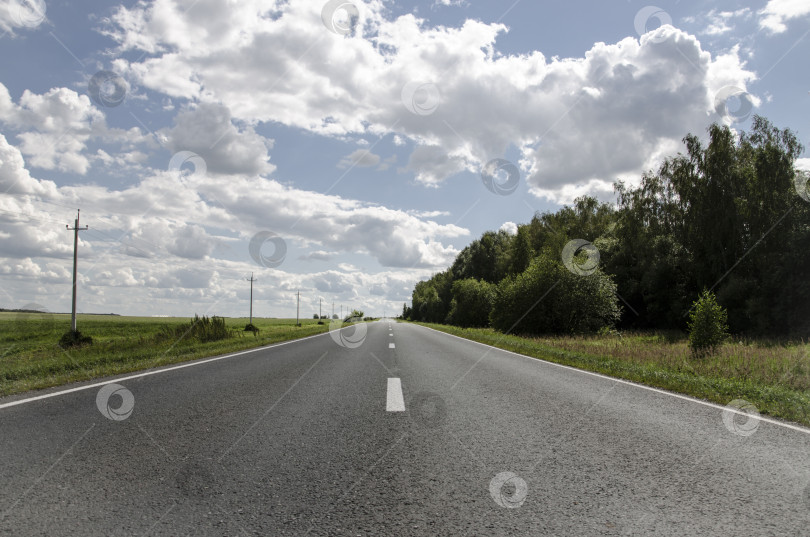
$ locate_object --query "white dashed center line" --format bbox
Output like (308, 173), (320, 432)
(389, 343), (395, 349)
(386, 378), (405, 411)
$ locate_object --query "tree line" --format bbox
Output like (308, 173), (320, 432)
(403, 117), (810, 336)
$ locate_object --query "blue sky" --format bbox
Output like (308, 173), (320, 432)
(0, 0), (808, 318)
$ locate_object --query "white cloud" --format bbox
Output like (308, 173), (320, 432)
(0, 0), (47, 34)
(0, 133), (58, 197)
(299, 250), (335, 262)
(0, 145), (467, 270)
(130, 220), (217, 260)
(0, 257), (69, 282)
(705, 11), (732, 35)
(162, 102), (275, 176)
(337, 148), (381, 169)
(405, 145), (467, 187)
(690, 9), (752, 36)
(338, 263), (358, 272)
(311, 270), (355, 294)
(104, 3), (757, 203)
(499, 221), (517, 235)
(92, 267), (141, 287)
(759, 0), (810, 33)
(0, 84), (105, 174)
(408, 209), (450, 218)
(0, 83), (148, 175)
(522, 29), (757, 203)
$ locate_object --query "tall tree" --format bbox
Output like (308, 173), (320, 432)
(509, 225), (534, 275)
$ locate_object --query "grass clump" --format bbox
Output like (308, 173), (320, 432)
(160, 314), (231, 343)
(58, 330), (93, 348)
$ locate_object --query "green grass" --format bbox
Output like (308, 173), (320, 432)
(0, 313), (330, 397)
(408, 322), (810, 428)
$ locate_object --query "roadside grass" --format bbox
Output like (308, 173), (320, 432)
(0, 313), (330, 397)
(408, 322), (810, 428)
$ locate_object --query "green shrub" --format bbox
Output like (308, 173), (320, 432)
(687, 290), (729, 357)
(490, 253), (620, 335)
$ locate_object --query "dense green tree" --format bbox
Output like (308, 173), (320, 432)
(609, 173), (691, 329)
(407, 116), (808, 336)
(610, 116), (807, 334)
(411, 279), (442, 322)
(446, 278), (495, 327)
(410, 271), (454, 323)
(526, 197), (616, 259)
(451, 230), (513, 283)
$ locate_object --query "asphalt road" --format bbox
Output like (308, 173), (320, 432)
(1, 320), (809, 536)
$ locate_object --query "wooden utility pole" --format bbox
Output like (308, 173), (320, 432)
(319, 297), (322, 320)
(296, 290), (300, 326)
(246, 273), (256, 325)
(66, 209), (88, 333)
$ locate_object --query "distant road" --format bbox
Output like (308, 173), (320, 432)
(1, 320), (808, 535)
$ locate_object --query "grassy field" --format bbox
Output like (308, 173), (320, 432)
(0, 312), (331, 397)
(410, 322), (810, 428)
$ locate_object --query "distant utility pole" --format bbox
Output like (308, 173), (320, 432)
(296, 290), (300, 326)
(340, 305), (343, 319)
(332, 300), (334, 319)
(246, 272), (256, 325)
(66, 209), (88, 333)
(319, 297), (322, 320)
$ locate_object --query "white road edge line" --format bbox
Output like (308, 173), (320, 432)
(413, 324), (810, 436)
(386, 378), (405, 411)
(0, 328), (346, 411)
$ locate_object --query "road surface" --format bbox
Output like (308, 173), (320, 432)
(1, 320), (808, 535)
